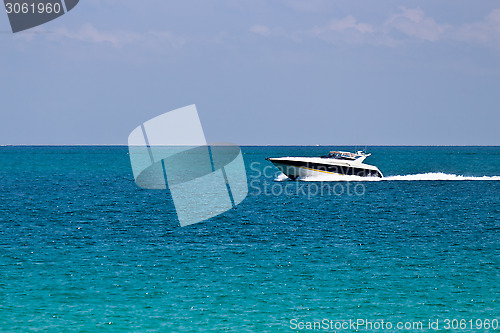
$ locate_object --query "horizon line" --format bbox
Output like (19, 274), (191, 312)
(1, 144), (499, 147)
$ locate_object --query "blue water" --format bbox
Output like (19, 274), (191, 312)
(0, 146), (498, 332)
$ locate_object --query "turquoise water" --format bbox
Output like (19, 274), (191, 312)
(0, 146), (498, 332)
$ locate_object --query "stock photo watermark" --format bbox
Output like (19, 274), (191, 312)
(128, 105), (368, 227)
(3, 0), (79, 33)
(289, 317), (499, 331)
(128, 105), (248, 227)
(248, 162), (367, 199)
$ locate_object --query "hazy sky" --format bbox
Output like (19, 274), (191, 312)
(1, 0), (499, 145)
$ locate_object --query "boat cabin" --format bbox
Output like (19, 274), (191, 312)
(322, 151), (368, 161)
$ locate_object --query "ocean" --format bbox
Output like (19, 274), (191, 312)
(0, 146), (498, 332)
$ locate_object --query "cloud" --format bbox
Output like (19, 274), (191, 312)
(250, 7), (500, 48)
(322, 16), (373, 34)
(306, 16), (375, 45)
(249, 25), (271, 37)
(54, 24), (141, 46)
(13, 24), (186, 49)
(457, 8), (500, 45)
(384, 7), (451, 42)
(12, 7), (500, 50)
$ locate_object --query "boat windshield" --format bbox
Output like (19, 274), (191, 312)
(321, 151), (360, 160)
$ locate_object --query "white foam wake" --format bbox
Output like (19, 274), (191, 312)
(274, 173), (290, 182)
(384, 172), (500, 181)
(275, 172), (500, 182)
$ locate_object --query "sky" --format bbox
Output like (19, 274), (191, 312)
(1, 0), (499, 145)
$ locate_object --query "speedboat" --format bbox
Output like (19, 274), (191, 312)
(266, 150), (383, 180)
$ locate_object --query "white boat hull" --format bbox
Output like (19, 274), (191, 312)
(269, 161), (338, 179)
(267, 157), (383, 180)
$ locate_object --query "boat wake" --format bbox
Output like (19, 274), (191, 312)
(274, 173), (290, 182)
(383, 173), (500, 181)
(275, 172), (500, 182)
